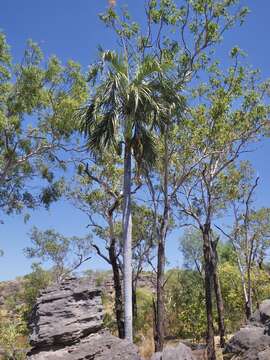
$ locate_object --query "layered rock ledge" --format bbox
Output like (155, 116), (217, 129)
(27, 277), (141, 360)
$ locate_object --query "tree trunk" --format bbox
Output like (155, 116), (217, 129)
(109, 238), (125, 339)
(235, 254), (249, 320)
(152, 297), (158, 347)
(202, 224), (216, 360)
(155, 234), (166, 352)
(132, 277), (138, 322)
(155, 128), (169, 352)
(212, 241), (226, 348)
(213, 267), (226, 348)
(246, 269), (252, 320)
(123, 144), (133, 342)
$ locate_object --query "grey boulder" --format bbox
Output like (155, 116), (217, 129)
(225, 327), (270, 355)
(224, 300), (270, 359)
(28, 277), (103, 349)
(28, 332), (141, 360)
(224, 324), (270, 359)
(259, 300), (270, 327)
(151, 343), (196, 360)
(258, 348), (270, 360)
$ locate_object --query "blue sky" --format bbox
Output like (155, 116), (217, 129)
(1, 0), (270, 281)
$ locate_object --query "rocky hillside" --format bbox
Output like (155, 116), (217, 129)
(0, 278), (24, 308)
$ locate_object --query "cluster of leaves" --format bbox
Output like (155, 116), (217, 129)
(0, 318), (27, 360)
(165, 269), (206, 341)
(0, 32), (88, 218)
(24, 229), (93, 283)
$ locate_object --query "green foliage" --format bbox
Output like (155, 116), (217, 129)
(134, 288), (153, 340)
(0, 32), (88, 218)
(24, 229), (92, 282)
(99, 0), (249, 83)
(101, 292), (118, 335)
(0, 319), (27, 360)
(165, 269), (206, 342)
(252, 268), (270, 306)
(179, 228), (203, 273)
(219, 262), (245, 332)
(220, 262), (270, 332)
(22, 263), (53, 314)
(80, 50), (177, 172)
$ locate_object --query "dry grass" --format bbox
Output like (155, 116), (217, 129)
(138, 334), (225, 360)
(137, 328), (155, 359)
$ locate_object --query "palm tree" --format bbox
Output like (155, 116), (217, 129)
(80, 51), (165, 342)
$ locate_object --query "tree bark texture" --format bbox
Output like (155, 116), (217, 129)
(109, 238), (125, 339)
(123, 145), (133, 342)
(202, 224), (216, 360)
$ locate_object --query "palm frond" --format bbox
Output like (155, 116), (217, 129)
(101, 50), (128, 77)
(86, 110), (118, 153)
(134, 56), (161, 84)
(79, 101), (98, 136)
(132, 125), (157, 168)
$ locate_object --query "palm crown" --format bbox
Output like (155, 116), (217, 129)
(80, 50), (170, 166)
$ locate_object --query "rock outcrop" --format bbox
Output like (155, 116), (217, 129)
(224, 299), (270, 360)
(28, 277), (103, 349)
(0, 278), (24, 307)
(27, 277), (141, 360)
(28, 331), (141, 360)
(150, 343), (196, 360)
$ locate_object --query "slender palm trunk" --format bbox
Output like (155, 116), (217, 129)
(202, 224), (216, 360)
(155, 130), (169, 352)
(123, 144), (133, 342)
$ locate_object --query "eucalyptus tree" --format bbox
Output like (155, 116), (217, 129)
(0, 32), (88, 221)
(179, 228), (204, 276)
(25, 228), (93, 283)
(144, 106), (206, 351)
(68, 152), (125, 338)
(175, 55), (270, 359)
(79, 52), (166, 340)
(216, 163), (270, 320)
(179, 227), (228, 345)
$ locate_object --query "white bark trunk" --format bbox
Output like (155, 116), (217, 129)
(236, 255), (248, 304)
(123, 145), (133, 342)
